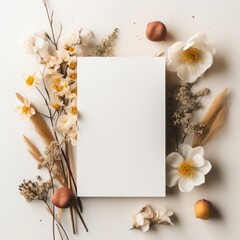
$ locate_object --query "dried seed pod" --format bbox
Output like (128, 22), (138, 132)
(51, 187), (75, 208)
(146, 21), (167, 42)
(195, 199), (213, 220)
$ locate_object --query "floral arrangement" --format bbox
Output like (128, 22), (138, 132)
(17, 1), (118, 239)
(16, 0), (229, 238)
(166, 32), (228, 192)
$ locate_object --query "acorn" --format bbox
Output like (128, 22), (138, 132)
(146, 21), (167, 42)
(194, 199), (213, 220)
(51, 187), (75, 208)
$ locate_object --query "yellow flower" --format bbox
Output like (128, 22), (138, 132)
(65, 98), (77, 116)
(16, 98), (35, 119)
(23, 72), (41, 89)
(49, 95), (64, 111)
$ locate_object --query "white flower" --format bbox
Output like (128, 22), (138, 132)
(49, 95), (64, 111)
(154, 207), (174, 225)
(132, 205), (174, 232)
(26, 34), (50, 61)
(166, 144), (212, 192)
(57, 114), (77, 133)
(16, 98), (35, 119)
(167, 32), (216, 83)
(65, 98), (77, 116)
(59, 30), (94, 56)
(23, 72), (41, 89)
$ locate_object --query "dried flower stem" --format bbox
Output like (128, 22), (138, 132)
(43, 199), (69, 240)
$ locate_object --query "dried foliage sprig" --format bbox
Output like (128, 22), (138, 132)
(17, 0), (118, 239)
(166, 32), (229, 193)
(192, 88), (229, 147)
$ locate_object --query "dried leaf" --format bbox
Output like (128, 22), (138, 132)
(30, 107), (55, 145)
(23, 135), (42, 162)
(192, 88), (229, 147)
(16, 93), (24, 103)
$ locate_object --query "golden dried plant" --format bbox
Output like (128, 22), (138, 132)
(192, 88), (229, 147)
(23, 135), (42, 162)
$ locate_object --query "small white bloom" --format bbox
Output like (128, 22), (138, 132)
(23, 72), (41, 89)
(167, 32), (216, 83)
(132, 205), (174, 232)
(65, 98), (77, 116)
(16, 98), (35, 119)
(166, 144), (212, 193)
(49, 95), (64, 111)
(26, 34), (50, 61)
(59, 30), (94, 56)
(154, 207), (174, 225)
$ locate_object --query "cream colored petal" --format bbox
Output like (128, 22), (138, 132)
(178, 144), (192, 159)
(188, 146), (204, 158)
(140, 220), (150, 232)
(178, 178), (194, 192)
(198, 49), (213, 70)
(193, 171), (205, 186)
(134, 213), (144, 227)
(167, 152), (183, 167)
(167, 170), (179, 187)
(141, 206), (154, 219)
(191, 154), (205, 167)
(198, 160), (212, 175)
(177, 64), (199, 83)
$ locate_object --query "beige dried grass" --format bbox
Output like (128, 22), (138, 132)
(23, 135), (42, 162)
(192, 88), (229, 147)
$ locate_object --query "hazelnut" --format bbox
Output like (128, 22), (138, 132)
(51, 187), (75, 208)
(194, 199), (213, 220)
(146, 21), (167, 42)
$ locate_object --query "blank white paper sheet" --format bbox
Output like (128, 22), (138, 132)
(77, 57), (165, 197)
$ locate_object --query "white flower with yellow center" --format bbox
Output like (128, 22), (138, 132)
(166, 144), (212, 192)
(26, 34), (50, 61)
(167, 32), (216, 83)
(16, 98), (35, 119)
(65, 98), (77, 116)
(49, 95), (64, 111)
(23, 72), (41, 89)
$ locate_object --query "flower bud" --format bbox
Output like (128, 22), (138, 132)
(51, 187), (75, 208)
(194, 199), (212, 220)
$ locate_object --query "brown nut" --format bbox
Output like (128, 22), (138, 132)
(51, 187), (75, 208)
(194, 199), (213, 220)
(146, 21), (167, 42)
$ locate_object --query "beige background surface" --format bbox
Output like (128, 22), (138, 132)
(0, 0), (239, 239)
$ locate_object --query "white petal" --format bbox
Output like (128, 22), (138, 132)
(177, 64), (198, 83)
(178, 144), (192, 159)
(193, 172), (205, 186)
(191, 154), (205, 167)
(178, 178), (194, 192)
(166, 152), (183, 167)
(167, 170), (179, 187)
(188, 62), (207, 80)
(140, 220), (150, 232)
(198, 160), (212, 175)
(188, 146), (204, 158)
(168, 41), (185, 61)
(134, 213), (144, 226)
(198, 49), (213, 70)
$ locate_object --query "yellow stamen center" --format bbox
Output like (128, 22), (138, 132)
(182, 47), (201, 64)
(52, 104), (60, 110)
(179, 160), (196, 178)
(26, 76), (35, 86)
(71, 107), (77, 115)
(71, 89), (77, 95)
(69, 73), (77, 80)
(69, 62), (77, 70)
(22, 106), (30, 114)
(69, 47), (75, 53)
